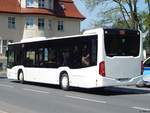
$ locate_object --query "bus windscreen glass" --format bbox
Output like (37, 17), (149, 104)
(104, 33), (140, 57)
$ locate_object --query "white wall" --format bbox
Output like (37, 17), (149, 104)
(0, 14), (24, 42)
(22, 15), (81, 39)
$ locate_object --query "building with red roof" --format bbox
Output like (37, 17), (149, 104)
(0, 0), (85, 56)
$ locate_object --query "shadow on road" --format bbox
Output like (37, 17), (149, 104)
(12, 81), (61, 90)
(70, 87), (150, 96)
(11, 80), (150, 96)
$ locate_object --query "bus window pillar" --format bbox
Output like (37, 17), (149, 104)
(0, 40), (2, 54)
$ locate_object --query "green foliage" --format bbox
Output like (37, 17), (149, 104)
(145, 0), (150, 3)
(144, 14), (150, 29)
(112, 19), (129, 29)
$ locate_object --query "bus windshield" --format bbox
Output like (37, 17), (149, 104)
(104, 32), (140, 57)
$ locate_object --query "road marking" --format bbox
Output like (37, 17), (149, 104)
(66, 95), (107, 104)
(0, 84), (14, 88)
(0, 110), (8, 113)
(132, 106), (150, 111)
(23, 88), (50, 94)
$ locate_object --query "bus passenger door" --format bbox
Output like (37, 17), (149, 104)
(36, 48), (58, 84)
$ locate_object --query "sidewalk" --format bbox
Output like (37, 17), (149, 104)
(0, 70), (7, 78)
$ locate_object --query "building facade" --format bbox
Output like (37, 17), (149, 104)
(0, 0), (85, 56)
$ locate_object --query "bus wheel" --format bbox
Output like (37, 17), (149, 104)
(60, 73), (69, 91)
(18, 71), (24, 84)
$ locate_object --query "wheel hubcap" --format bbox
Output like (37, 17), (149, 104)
(62, 76), (68, 88)
(19, 73), (23, 81)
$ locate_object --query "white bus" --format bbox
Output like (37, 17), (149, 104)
(7, 28), (143, 90)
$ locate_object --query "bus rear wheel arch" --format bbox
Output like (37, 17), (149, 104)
(60, 72), (70, 91)
(18, 70), (24, 84)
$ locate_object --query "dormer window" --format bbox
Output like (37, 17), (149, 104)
(49, 0), (53, 9)
(60, 2), (65, 10)
(39, 0), (45, 8)
(26, 0), (34, 7)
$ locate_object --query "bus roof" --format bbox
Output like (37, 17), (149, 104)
(8, 33), (98, 45)
(8, 28), (139, 45)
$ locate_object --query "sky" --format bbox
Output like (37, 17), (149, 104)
(72, 0), (94, 31)
(72, 0), (148, 31)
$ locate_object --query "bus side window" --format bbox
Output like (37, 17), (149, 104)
(38, 48), (44, 66)
(7, 50), (15, 68)
(48, 48), (57, 64)
(25, 50), (35, 67)
(82, 44), (90, 67)
(44, 48), (49, 61)
(43, 48), (57, 68)
(57, 47), (71, 67)
(71, 45), (81, 68)
(62, 48), (70, 66)
(91, 38), (97, 65)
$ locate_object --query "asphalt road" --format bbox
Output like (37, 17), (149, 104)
(0, 76), (150, 113)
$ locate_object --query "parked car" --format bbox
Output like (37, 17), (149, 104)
(143, 57), (150, 86)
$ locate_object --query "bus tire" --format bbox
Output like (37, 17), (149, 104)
(18, 71), (24, 84)
(60, 73), (70, 91)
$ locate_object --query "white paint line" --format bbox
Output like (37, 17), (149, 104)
(132, 106), (150, 111)
(0, 84), (14, 88)
(0, 110), (9, 113)
(23, 88), (50, 94)
(66, 95), (107, 104)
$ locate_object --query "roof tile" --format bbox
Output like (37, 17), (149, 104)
(0, 0), (85, 20)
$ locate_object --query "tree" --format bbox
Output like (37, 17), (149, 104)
(145, 0), (150, 38)
(145, 0), (150, 14)
(81, 0), (146, 30)
(142, 0), (150, 53)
